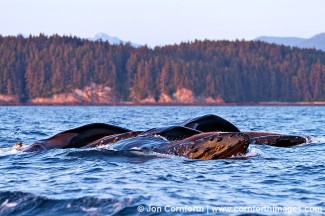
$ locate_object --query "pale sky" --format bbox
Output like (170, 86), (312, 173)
(1, 0), (324, 46)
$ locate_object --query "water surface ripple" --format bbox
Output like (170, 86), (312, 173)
(0, 106), (324, 215)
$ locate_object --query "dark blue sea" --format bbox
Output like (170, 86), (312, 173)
(0, 106), (324, 216)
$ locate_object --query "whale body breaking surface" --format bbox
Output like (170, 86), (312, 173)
(17, 114), (308, 160)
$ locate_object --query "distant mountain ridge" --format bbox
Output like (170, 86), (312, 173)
(88, 33), (140, 47)
(256, 33), (325, 51)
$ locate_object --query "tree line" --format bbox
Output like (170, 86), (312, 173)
(1, 34), (325, 103)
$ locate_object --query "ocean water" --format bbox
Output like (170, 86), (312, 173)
(0, 106), (324, 216)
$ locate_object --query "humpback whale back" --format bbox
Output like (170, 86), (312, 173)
(24, 123), (131, 152)
(153, 132), (250, 160)
(181, 114), (240, 132)
(83, 131), (142, 148)
(140, 126), (201, 141)
(107, 131), (250, 160)
(248, 134), (307, 147)
(59, 123), (131, 148)
(21, 114), (307, 157)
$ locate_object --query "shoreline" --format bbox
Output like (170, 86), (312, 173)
(1, 102), (325, 106)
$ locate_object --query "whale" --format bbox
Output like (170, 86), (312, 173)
(24, 126), (203, 151)
(245, 132), (307, 147)
(23, 123), (131, 152)
(181, 114), (240, 132)
(82, 131), (142, 149)
(21, 125), (250, 160)
(139, 126), (202, 141)
(108, 132), (250, 160)
(154, 132), (249, 160)
(180, 115), (307, 147)
(19, 114), (308, 159)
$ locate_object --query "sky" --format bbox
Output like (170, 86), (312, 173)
(1, 0), (324, 47)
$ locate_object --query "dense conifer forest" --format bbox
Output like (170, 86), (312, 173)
(1, 34), (325, 103)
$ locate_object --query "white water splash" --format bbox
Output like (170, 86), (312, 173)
(81, 206), (98, 212)
(153, 134), (169, 141)
(0, 147), (20, 157)
(307, 135), (325, 144)
(0, 199), (18, 209)
(130, 149), (177, 159)
(242, 148), (264, 158)
(80, 206), (98, 214)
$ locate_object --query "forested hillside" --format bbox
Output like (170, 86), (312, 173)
(1, 34), (325, 104)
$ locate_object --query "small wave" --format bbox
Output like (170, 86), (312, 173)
(0, 191), (145, 216)
(66, 149), (119, 157)
(65, 148), (165, 164)
(66, 149), (157, 159)
(20, 130), (48, 136)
